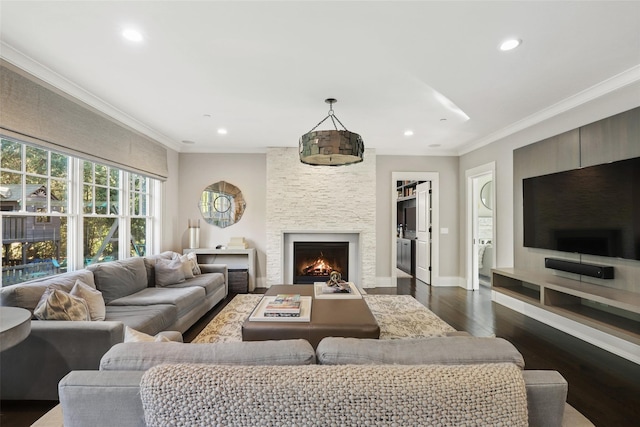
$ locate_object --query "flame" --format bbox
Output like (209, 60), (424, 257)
(300, 254), (336, 276)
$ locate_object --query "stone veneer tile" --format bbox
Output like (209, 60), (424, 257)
(266, 147), (376, 287)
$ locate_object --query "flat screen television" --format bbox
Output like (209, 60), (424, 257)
(523, 156), (640, 261)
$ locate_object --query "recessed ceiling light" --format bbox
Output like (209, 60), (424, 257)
(181, 140), (196, 145)
(217, 128), (228, 135)
(122, 29), (143, 42)
(499, 38), (521, 51)
(404, 130), (414, 137)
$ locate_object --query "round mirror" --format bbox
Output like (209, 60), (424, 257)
(480, 181), (493, 210)
(199, 181), (246, 228)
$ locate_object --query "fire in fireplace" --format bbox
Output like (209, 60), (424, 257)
(293, 241), (349, 284)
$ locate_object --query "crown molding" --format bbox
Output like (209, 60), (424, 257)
(458, 64), (640, 156)
(1, 42), (182, 152)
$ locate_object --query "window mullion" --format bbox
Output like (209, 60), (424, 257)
(120, 170), (130, 260)
(68, 157), (83, 271)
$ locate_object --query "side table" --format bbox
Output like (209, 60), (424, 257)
(0, 306), (31, 351)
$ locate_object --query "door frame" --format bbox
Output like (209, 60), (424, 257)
(391, 172), (440, 286)
(465, 162), (496, 290)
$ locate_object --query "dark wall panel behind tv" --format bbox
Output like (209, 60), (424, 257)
(523, 156), (640, 261)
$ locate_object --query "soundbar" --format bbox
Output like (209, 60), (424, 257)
(545, 258), (614, 279)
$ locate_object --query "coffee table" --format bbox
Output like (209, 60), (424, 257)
(241, 285), (380, 348)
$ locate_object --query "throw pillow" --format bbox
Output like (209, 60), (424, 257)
(34, 288), (90, 321)
(179, 255), (195, 279)
(154, 258), (186, 287)
(172, 252), (197, 279)
(124, 326), (171, 343)
(70, 279), (106, 321)
(186, 252), (201, 275)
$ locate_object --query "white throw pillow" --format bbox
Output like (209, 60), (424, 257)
(124, 326), (171, 342)
(70, 279), (106, 321)
(178, 255), (195, 279)
(186, 252), (201, 275)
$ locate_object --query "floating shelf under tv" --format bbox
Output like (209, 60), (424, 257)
(492, 268), (640, 364)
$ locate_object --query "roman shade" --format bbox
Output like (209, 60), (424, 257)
(0, 61), (168, 180)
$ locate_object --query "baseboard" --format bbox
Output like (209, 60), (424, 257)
(433, 276), (464, 287)
(375, 276), (395, 287)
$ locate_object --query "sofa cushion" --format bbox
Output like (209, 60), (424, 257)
(0, 270), (95, 311)
(70, 279), (106, 321)
(105, 304), (177, 335)
(316, 336), (525, 368)
(108, 287), (205, 318)
(88, 258), (148, 304)
(33, 288), (90, 321)
(100, 339), (316, 371)
(163, 272), (225, 296)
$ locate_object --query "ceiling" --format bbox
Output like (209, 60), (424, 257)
(1, 1), (639, 156)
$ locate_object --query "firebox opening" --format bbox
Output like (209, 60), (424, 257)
(293, 241), (349, 284)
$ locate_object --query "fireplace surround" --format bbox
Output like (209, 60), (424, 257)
(283, 232), (360, 285)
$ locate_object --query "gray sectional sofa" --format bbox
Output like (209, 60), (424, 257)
(57, 337), (592, 427)
(0, 252), (227, 400)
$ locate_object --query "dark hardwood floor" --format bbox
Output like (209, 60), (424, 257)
(373, 278), (640, 427)
(3, 280), (638, 426)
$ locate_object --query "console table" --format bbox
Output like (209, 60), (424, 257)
(184, 248), (257, 291)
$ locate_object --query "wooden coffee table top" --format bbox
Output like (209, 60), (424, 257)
(241, 285), (379, 348)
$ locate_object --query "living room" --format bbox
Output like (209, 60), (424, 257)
(1, 1), (639, 426)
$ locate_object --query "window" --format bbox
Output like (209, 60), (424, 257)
(1, 137), (160, 284)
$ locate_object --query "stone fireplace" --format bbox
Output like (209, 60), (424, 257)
(266, 147), (376, 288)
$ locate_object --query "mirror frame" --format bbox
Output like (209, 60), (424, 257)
(198, 181), (246, 228)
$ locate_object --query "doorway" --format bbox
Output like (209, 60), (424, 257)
(465, 163), (495, 291)
(391, 172), (439, 287)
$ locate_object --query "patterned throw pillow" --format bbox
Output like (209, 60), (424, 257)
(34, 288), (90, 321)
(70, 279), (106, 321)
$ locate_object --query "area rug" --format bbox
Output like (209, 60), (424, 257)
(192, 294), (455, 344)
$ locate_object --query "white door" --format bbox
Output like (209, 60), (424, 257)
(415, 181), (431, 284)
(471, 177), (481, 290)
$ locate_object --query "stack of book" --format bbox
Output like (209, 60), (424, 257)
(263, 294), (301, 317)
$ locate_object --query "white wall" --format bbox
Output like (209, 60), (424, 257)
(177, 153), (268, 287)
(161, 147), (181, 253)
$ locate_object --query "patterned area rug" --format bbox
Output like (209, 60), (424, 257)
(192, 294), (455, 344)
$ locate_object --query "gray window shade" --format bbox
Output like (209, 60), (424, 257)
(1, 62), (168, 180)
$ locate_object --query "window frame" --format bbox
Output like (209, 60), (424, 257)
(1, 137), (162, 281)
